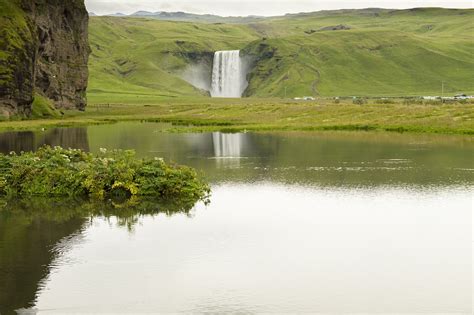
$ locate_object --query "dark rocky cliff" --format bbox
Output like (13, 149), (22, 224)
(0, 0), (90, 118)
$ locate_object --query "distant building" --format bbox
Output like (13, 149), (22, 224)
(422, 96), (439, 100)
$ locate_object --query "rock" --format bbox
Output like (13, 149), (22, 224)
(0, 0), (90, 116)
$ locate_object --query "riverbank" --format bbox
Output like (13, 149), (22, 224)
(1, 98), (473, 135)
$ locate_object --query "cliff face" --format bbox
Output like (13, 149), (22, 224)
(0, 0), (90, 118)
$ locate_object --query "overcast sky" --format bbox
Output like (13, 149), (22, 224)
(85, 0), (472, 16)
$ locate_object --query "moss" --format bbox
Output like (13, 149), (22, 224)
(31, 94), (62, 118)
(0, 0), (31, 49)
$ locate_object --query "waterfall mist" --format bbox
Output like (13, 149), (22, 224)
(179, 63), (212, 92)
(211, 50), (248, 98)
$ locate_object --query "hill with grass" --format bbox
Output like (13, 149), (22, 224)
(88, 8), (474, 102)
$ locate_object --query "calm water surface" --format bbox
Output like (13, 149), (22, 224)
(0, 122), (472, 314)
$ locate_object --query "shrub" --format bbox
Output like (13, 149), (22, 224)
(352, 98), (367, 105)
(378, 99), (395, 104)
(0, 146), (210, 203)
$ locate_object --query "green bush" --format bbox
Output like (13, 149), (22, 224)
(352, 98), (367, 105)
(0, 146), (210, 203)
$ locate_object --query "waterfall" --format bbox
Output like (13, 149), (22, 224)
(211, 50), (244, 98)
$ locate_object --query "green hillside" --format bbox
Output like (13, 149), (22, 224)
(88, 8), (474, 101)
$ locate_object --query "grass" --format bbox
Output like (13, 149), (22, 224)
(87, 8), (474, 100)
(31, 94), (62, 119)
(1, 98), (472, 135)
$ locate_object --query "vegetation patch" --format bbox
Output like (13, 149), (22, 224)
(0, 99), (473, 135)
(31, 94), (62, 118)
(0, 146), (210, 203)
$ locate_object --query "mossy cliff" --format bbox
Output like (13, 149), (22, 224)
(0, 0), (90, 118)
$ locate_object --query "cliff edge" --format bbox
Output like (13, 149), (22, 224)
(0, 0), (90, 118)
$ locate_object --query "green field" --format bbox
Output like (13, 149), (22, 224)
(1, 98), (473, 135)
(88, 8), (474, 100)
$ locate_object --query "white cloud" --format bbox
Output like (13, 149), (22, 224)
(85, 0), (473, 16)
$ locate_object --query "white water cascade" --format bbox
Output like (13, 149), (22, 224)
(211, 50), (245, 98)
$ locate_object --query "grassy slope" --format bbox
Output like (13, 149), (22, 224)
(248, 8), (474, 97)
(88, 17), (260, 102)
(31, 94), (61, 119)
(88, 8), (474, 100)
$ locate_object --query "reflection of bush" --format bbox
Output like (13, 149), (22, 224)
(0, 146), (210, 203)
(1, 196), (204, 229)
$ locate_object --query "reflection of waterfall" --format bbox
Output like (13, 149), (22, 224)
(211, 50), (244, 98)
(212, 132), (243, 167)
(212, 132), (242, 157)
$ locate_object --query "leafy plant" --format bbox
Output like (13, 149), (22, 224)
(0, 146), (210, 204)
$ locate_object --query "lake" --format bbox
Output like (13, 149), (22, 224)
(0, 122), (472, 313)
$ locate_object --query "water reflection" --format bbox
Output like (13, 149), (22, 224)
(1, 185), (472, 313)
(0, 197), (201, 314)
(0, 207), (85, 313)
(212, 132), (245, 167)
(85, 123), (473, 187)
(0, 123), (474, 187)
(212, 132), (243, 157)
(0, 123), (472, 313)
(0, 127), (89, 153)
(1, 122), (472, 187)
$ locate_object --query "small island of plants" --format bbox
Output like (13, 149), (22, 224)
(0, 146), (210, 204)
